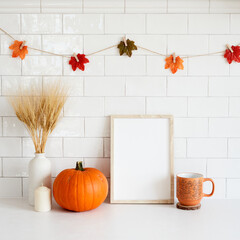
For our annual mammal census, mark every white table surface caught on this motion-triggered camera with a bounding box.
[0,198,239,240]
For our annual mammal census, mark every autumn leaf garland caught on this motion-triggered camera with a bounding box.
[7,35,240,74]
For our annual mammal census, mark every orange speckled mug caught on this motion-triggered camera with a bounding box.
[177,173,215,206]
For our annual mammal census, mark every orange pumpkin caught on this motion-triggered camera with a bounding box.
[53,161,108,212]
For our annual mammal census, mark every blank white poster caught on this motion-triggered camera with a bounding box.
[111,116,173,203]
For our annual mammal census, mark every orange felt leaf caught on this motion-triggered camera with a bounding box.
[9,40,28,60]
[165,55,184,74]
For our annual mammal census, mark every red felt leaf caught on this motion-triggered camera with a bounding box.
[69,54,89,71]
[224,45,240,64]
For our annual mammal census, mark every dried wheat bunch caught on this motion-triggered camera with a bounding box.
[8,81,69,153]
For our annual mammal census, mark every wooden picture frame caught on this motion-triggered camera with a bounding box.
[110,115,174,204]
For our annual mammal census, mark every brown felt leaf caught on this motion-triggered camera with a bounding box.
[117,39,137,57]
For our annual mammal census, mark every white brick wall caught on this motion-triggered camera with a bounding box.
[0,0,240,198]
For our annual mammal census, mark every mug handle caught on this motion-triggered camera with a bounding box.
[203,178,215,197]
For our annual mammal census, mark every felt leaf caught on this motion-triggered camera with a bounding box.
[165,55,184,74]
[9,40,28,60]
[117,39,137,57]
[69,54,89,71]
[224,45,240,64]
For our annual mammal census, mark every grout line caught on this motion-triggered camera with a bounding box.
[83,117,85,137]
[103,13,106,34]
[61,13,64,35]
[41,75,43,94]
[103,96,106,118]
[103,138,105,158]
[40,34,43,56]
[1,158,3,177]
[0,13,239,15]
[227,137,229,158]
[40,0,42,13]
[229,13,231,34]
[166,76,168,96]
[103,55,105,76]
[166,34,168,55]
[145,55,147,76]
[186,137,188,158]
[1,116,2,137]
[145,14,147,34]
[124,76,127,96]
[1,33,238,36]
[62,137,64,157]
[207,77,209,97]
[205,159,207,176]
[144,96,146,114]
[225,178,228,198]
[21,137,23,157]
[20,14,22,35]
[21,177,23,197]
[228,97,230,116]
[83,77,85,97]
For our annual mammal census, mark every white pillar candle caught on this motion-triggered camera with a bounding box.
[34,186,51,212]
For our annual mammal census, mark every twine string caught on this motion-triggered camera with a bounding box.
[137,45,226,59]
[137,45,167,56]
[0,27,235,59]
[86,45,118,56]
[0,28,15,40]
[182,51,225,59]
[27,46,71,58]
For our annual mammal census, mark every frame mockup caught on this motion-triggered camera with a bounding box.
[110,115,174,204]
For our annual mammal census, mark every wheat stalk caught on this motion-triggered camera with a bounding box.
[8,81,69,153]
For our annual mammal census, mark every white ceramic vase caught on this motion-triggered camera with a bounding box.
[28,153,51,206]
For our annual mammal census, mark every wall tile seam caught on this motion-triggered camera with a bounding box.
[4,34,240,38]
[15,13,239,15]
[4,116,240,119]
[185,137,228,139]
[225,178,228,198]
[40,0,42,14]
[229,13,232,34]
[0,53,231,57]
[2,33,239,37]
[20,177,23,197]
[0,13,237,19]
[1,157,109,159]
[1,158,2,176]
[1,117,237,120]
[20,13,22,35]
[1,4,240,15]
[3,136,240,139]
[0,176,23,179]
[1,176,233,180]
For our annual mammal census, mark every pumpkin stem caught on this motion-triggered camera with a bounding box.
[75,161,84,171]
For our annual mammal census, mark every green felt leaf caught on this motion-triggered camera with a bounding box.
[117,39,137,57]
